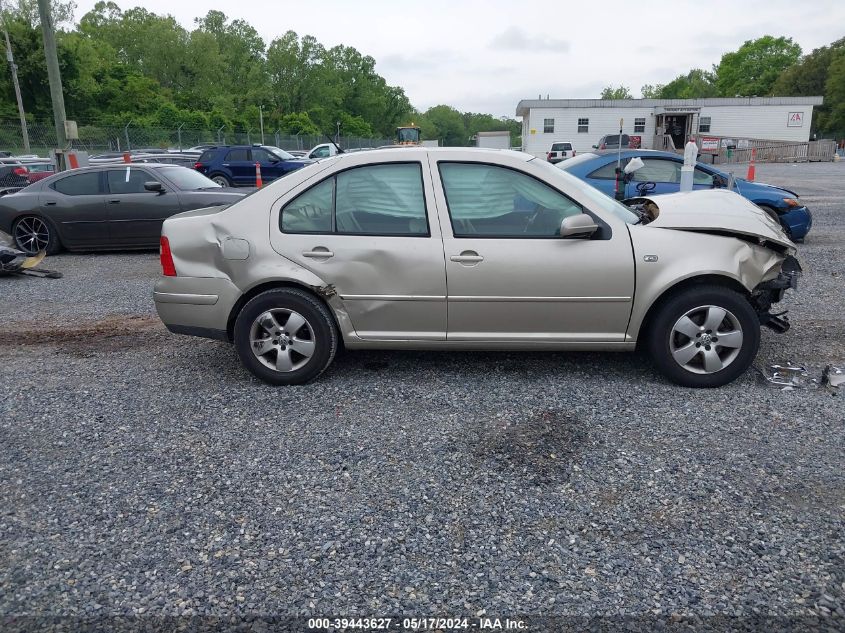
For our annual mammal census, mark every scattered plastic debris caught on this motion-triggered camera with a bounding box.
[822,365,844,389]
[0,230,62,278]
[766,363,812,390]
[761,362,844,392]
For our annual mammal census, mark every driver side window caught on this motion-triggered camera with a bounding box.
[693,167,714,186]
[439,163,582,238]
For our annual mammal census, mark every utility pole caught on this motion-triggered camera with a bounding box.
[37,0,67,157]
[259,105,265,145]
[1,10,30,153]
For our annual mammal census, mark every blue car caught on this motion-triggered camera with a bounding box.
[194,145,314,187]
[558,150,812,240]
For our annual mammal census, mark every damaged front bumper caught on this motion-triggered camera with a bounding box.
[751,255,801,333]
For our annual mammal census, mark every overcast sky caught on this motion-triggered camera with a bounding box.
[73,0,845,118]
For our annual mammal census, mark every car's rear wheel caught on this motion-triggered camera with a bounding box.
[233,288,338,385]
[12,215,61,255]
[211,174,233,187]
[646,285,760,388]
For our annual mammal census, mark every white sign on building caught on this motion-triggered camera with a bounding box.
[787,112,804,127]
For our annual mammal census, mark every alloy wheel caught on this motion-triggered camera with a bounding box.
[13,216,50,255]
[249,309,316,373]
[669,305,744,374]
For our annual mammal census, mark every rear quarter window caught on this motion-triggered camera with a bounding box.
[198,150,216,162]
[52,171,102,195]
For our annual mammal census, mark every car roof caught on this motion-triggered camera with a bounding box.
[592,149,681,159]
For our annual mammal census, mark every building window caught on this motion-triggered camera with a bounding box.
[634,117,646,133]
[543,118,554,133]
[699,116,711,133]
[577,118,589,133]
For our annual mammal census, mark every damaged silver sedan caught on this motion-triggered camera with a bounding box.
[154,148,799,388]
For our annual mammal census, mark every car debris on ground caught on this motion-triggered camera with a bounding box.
[0,230,62,278]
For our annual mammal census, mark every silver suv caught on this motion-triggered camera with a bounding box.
[154,148,799,387]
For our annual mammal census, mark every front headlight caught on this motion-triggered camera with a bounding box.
[782,198,800,207]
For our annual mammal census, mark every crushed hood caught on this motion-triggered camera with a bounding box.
[640,189,795,251]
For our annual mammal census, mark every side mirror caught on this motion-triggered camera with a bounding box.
[144,181,164,194]
[268,155,280,163]
[560,213,598,239]
[712,174,727,188]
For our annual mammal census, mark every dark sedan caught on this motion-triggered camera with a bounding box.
[0,164,247,254]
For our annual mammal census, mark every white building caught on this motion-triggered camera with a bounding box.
[517,97,824,158]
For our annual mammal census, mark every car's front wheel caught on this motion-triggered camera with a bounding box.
[646,285,760,388]
[233,288,338,385]
[12,215,61,255]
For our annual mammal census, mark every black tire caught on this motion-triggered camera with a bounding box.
[646,285,760,388]
[233,288,338,385]
[210,173,233,187]
[12,215,62,255]
[757,204,792,239]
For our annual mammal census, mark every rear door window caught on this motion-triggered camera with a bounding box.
[335,164,428,235]
[281,163,429,236]
[225,149,250,162]
[52,171,102,195]
[588,159,630,180]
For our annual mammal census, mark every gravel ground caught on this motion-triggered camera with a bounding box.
[1,162,843,629]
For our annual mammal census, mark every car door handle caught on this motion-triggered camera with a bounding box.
[44,201,57,206]
[108,199,120,204]
[450,252,484,264]
[302,249,333,258]
[222,163,230,167]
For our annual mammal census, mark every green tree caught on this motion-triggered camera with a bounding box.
[715,35,802,97]
[772,37,845,135]
[821,49,845,136]
[2,0,77,26]
[423,105,467,146]
[659,69,719,99]
[600,85,633,99]
[640,84,664,99]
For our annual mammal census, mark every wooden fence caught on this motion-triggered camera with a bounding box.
[651,134,837,164]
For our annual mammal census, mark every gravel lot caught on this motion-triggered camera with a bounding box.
[1,162,843,629]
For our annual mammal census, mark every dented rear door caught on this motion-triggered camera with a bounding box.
[271,159,447,340]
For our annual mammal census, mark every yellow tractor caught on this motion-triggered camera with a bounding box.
[395,125,421,145]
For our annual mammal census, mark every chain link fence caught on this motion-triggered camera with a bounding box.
[0,121,392,157]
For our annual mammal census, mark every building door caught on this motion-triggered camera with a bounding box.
[666,115,688,148]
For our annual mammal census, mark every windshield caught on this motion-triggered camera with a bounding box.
[532,158,639,224]
[264,146,295,160]
[160,166,221,190]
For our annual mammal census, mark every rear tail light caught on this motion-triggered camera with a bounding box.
[194,162,203,170]
[160,236,177,276]
[547,152,552,160]
[599,144,606,150]
[13,166,28,175]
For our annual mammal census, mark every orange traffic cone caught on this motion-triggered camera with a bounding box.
[746,148,756,182]
[123,151,131,164]
[255,162,263,188]
[67,152,79,169]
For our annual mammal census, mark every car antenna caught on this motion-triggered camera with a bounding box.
[324,133,344,154]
